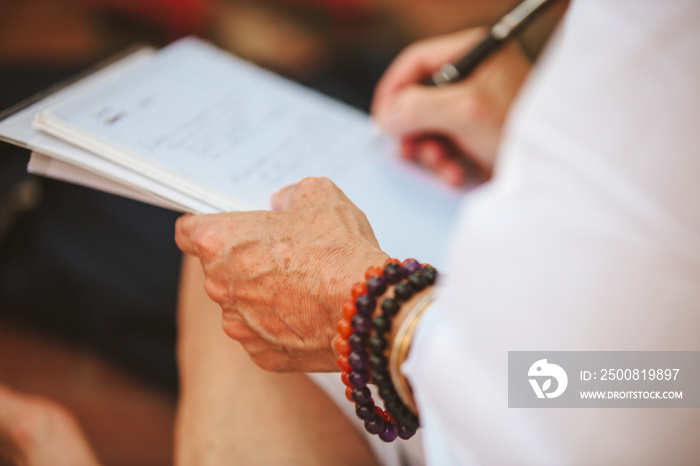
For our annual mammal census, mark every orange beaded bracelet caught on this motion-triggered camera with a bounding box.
[334,258,437,442]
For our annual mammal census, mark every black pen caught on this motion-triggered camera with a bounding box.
[430,0,556,86]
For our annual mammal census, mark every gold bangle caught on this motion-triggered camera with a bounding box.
[389,292,435,415]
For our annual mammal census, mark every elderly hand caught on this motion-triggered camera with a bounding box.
[175,177,389,373]
[372,27,532,184]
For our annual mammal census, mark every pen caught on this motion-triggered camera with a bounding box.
[430,0,556,86]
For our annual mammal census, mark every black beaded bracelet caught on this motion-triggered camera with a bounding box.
[371,262,437,433]
[334,258,437,442]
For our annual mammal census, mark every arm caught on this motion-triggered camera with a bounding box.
[175,254,378,465]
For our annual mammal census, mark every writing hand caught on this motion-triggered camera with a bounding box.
[372,27,531,184]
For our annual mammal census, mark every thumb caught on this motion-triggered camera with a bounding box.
[270,183,297,211]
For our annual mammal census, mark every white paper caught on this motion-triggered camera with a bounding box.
[24,131,219,214]
[20,37,464,266]
[28,152,187,211]
[0,45,224,214]
[0,47,156,145]
[35,38,390,211]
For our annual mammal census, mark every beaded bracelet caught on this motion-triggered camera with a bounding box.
[334,258,437,442]
[371,262,436,433]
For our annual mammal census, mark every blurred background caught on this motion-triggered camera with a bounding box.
[0,0,553,464]
[0,0,515,109]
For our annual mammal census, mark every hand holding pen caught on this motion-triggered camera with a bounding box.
[372,0,559,186]
[372,28,532,185]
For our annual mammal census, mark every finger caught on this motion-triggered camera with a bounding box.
[373,31,483,115]
[381,83,484,142]
[175,213,235,261]
[222,313,256,342]
[400,136,418,160]
[412,138,467,186]
[372,47,439,119]
[270,183,297,211]
[174,213,200,255]
[401,135,459,171]
[285,177,345,211]
[202,274,231,306]
[414,138,447,170]
[371,28,485,119]
[437,158,468,187]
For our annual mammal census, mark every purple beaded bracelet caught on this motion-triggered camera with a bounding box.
[334,259,437,442]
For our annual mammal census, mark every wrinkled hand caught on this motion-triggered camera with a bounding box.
[372,27,532,184]
[0,385,100,466]
[175,177,388,373]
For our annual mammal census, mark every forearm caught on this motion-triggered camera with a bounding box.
[175,254,379,466]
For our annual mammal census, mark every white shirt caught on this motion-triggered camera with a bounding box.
[404,0,700,464]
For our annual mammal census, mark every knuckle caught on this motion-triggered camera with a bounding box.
[203,277,228,304]
[294,177,336,204]
[174,217,191,250]
[221,314,254,342]
[173,214,188,234]
[454,92,491,121]
[194,227,223,260]
[392,90,423,130]
[298,176,331,190]
[251,353,289,373]
[316,176,334,187]
[294,177,316,197]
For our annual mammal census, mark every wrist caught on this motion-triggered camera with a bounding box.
[327,248,389,355]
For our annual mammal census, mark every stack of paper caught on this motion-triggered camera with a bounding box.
[0,37,464,267]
